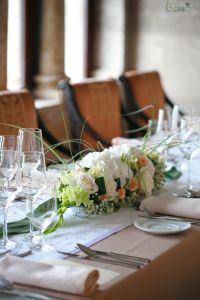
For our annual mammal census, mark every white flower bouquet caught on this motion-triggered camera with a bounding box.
[54,144,165,229]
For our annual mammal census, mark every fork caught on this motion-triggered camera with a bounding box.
[139,211,200,225]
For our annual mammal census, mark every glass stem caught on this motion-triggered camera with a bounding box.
[29,220,33,235]
[38,230,44,247]
[187,156,191,192]
[2,205,8,244]
[29,198,33,235]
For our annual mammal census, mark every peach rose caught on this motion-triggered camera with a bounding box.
[117,187,126,201]
[137,155,148,167]
[99,194,108,201]
[129,177,139,191]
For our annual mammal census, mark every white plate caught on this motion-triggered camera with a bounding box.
[134,217,191,235]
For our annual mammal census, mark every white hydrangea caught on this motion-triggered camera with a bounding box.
[80,151,101,168]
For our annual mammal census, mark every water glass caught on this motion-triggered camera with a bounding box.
[20,152,47,241]
[0,149,20,251]
[175,118,200,197]
[26,191,57,252]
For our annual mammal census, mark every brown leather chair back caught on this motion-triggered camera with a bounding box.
[0,89,38,134]
[0,89,71,163]
[119,70,167,136]
[60,78,123,153]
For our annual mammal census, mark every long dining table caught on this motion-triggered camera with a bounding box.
[3,155,200,300]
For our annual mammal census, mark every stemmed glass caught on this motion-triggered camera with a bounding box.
[18,128,44,153]
[0,135,20,189]
[26,180,57,252]
[174,118,200,197]
[18,128,47,241]
[0,149,20,251]
[19,151,46,241]
[0,135,19,151]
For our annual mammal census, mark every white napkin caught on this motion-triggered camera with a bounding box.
[111,137,142,146]
[140,195,200,219]
[0,255,99,296]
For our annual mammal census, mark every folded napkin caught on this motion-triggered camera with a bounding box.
[111,137,142,146]
[140,195,200,219]
[0,255,99,296]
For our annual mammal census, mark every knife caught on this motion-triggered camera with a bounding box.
[77,243,150,264]
[56,249,141,269]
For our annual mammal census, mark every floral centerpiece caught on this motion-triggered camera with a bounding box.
[52,144,165,230]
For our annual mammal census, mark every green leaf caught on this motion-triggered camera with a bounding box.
[0,218,30,237]
[43,214,63,235]
[95,177,106,195]
[164,166,182,180]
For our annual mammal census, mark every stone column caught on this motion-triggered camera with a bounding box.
[34,0,67,100]
[90,0,126,78]
[0,0,8,90]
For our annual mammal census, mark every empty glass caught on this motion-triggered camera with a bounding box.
[0,149,20,251]
[174,118,200,197]
[0,135,19,151]
[18,128,44,153]
[19,151,46,241]
[26,186,57,252]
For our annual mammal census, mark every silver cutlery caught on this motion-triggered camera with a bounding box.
[77,244,150,268]
[188,189,200,198]
[139,213,200,225]
[0,248,32,258]
[15,249,32,257]
[77,243,150,264]
[0,275,53,300]
[56,249,142,269]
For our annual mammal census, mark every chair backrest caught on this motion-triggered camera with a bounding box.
[119,70,168,136]
[0,89,38,134]
[0,89,71,163]
[59,78,123,153]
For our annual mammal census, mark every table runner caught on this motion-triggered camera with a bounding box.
[11,204,135,260]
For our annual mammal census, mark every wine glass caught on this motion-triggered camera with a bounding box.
[18,128,44,153]
[26,182,57,252]
[0,135,20,189]
[19,151,46,241]
[0,149,20,251]
[0,135,19,151]
[174,118,200,197]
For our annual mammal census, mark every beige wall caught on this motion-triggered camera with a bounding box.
[91,0,200,115]
[133,0,200,115]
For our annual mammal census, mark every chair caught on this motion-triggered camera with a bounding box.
[59,78,123,154]
[119,70,183,137]
[0,89,71,163]
[0,89,38,134]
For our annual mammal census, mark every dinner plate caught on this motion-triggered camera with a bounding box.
[134,217,191,235]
